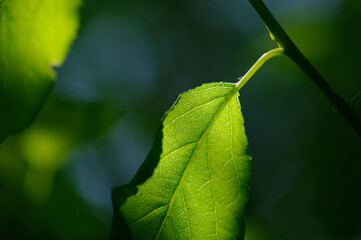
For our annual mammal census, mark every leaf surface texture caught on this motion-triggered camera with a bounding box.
[113,82,251,239]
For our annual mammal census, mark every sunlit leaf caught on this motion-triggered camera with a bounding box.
[112,82,251,239]
[0,0,81,143]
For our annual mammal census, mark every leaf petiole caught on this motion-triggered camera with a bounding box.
[236,48,284,91]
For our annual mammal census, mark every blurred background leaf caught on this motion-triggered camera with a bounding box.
[0,0,360,239]
[0,0,81,142]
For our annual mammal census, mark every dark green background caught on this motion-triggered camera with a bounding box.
[1,0,360,239]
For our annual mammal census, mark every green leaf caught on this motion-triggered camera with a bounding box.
[112,82,251,239]
[17,96,122,203]
[0,0,81,143]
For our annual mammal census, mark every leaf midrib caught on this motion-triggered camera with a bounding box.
[155,85,239,239]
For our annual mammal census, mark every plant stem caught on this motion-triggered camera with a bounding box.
[236,48,284,90]
[248,0,361,137]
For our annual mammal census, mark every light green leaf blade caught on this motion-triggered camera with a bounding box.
[112,82,251,240]
[0,0,81,142]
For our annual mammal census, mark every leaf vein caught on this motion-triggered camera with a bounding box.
[207,134,219,239]
[155,86,239,239]
[169,218,175,240]
[190,85,233,94]
[229,99,241,188]
[180,187,191,240]
[160,142,198,163]
[129,205,168,228]
[163,95,225,130]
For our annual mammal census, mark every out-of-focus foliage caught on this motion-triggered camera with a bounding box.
[0,0,360,239]
[0,95,121,237]
[20,96,121,203]
[0,0,81,142]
